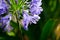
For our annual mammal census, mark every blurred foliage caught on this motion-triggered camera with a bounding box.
[0,0,60,40]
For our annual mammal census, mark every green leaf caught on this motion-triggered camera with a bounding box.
[50,0,57,12]
[7,32,15,36]
[10,0,17,10]
[17,0,24,10]
[40,19,57,40]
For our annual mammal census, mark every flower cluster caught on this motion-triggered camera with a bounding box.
[0,0,13,32]
[0,0,43,31]
[22,0,43,30]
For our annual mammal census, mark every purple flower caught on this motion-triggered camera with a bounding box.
[30,14,40,24]
[0,14,13,32]
[22,0,43,30]
[22,10,30,30]
[31,0,42,6]
[30,5,43,15]
[30,0,43,15]
[3,0,43,31]
[22,10,40,30]
[4,20,13,32]
[0,0,8,15]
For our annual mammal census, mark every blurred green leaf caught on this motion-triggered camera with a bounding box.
[40,19,57,40]
[0,37,5,40]
[7,32,15,36]
[49,0,57,12]
[10,0,17,10]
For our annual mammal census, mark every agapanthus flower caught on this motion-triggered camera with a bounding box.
[22,0,43,30]
[0,0,8,15]
[0,0,12,32]
[30,5,43,15]
[0,14,13,32]
[31,0,42,6]
[3,0,43,30]
[30,0,43,15]
[22,10,40,30]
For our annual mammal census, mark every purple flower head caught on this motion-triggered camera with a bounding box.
[30,0,43,15]
[0,0,8,15]
[31,0,42,6]
[1,14,11,26]
[22,10,30,30]
[30,14,40,24]
[4,20,13,32]
[22,0,43,30]
[0,14,13,32]
[22,10,40,30]
[30,5,43,15]
[4,0,43,31]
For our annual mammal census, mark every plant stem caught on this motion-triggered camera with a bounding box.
[15,12,23,40]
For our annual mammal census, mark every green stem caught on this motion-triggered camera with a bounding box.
[15,12,23,40]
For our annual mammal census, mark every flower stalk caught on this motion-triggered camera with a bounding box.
[15,12,23,40]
